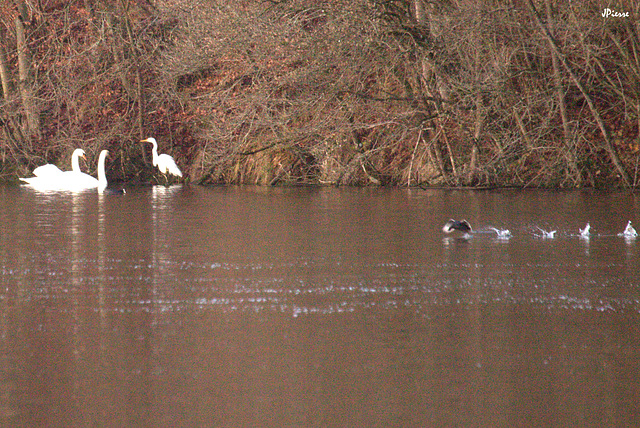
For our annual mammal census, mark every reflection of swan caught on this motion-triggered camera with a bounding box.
[618,221,637,238]
[442,219,473,234]
[579,223,590,238]
[21,150,109,192]
[31,148,86,177]
[141,137,182,178]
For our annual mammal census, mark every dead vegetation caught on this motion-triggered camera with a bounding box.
[0,0,639,187]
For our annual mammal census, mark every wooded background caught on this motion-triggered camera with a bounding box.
[1,0,639,187]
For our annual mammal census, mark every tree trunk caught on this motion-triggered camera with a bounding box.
[414,0,427,24]
[136,67,144,139]
[0,41,13,101]
[545,0,580,185]
[15,13,40,142]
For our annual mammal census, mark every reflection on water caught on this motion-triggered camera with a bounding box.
[1,186,640,426]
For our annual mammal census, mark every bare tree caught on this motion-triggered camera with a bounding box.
[0,40,12,100]
[14,0,39,142]
[0,0,639,187]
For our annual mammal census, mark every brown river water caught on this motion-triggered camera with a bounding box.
[0,185,639,427]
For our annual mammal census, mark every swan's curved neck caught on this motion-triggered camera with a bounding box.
[72,152,82,173]
[97,151,108,190]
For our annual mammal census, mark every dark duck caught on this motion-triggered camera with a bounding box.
[442,219,473,234]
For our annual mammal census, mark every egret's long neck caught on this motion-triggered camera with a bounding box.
[151,143,159,166]
[97,151,108,190]
[72,152,81,173]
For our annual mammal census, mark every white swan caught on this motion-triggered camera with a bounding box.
[21,148,87,187]
[141,137,182,178]
[62,150,109,192]
[31,148,86,178]
[21,150,109,192]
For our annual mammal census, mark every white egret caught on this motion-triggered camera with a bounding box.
[141,137,182,180]
[442,219,473,234]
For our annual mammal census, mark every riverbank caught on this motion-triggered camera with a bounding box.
[1,1,638,188]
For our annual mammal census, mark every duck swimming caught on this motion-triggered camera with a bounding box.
[442,219,473,234]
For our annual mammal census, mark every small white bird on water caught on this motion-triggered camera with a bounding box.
[489,227,512,239]
[536,227,556,239]
[579,223,591,238]
[618,221,637,238]
[141,137,182,180]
